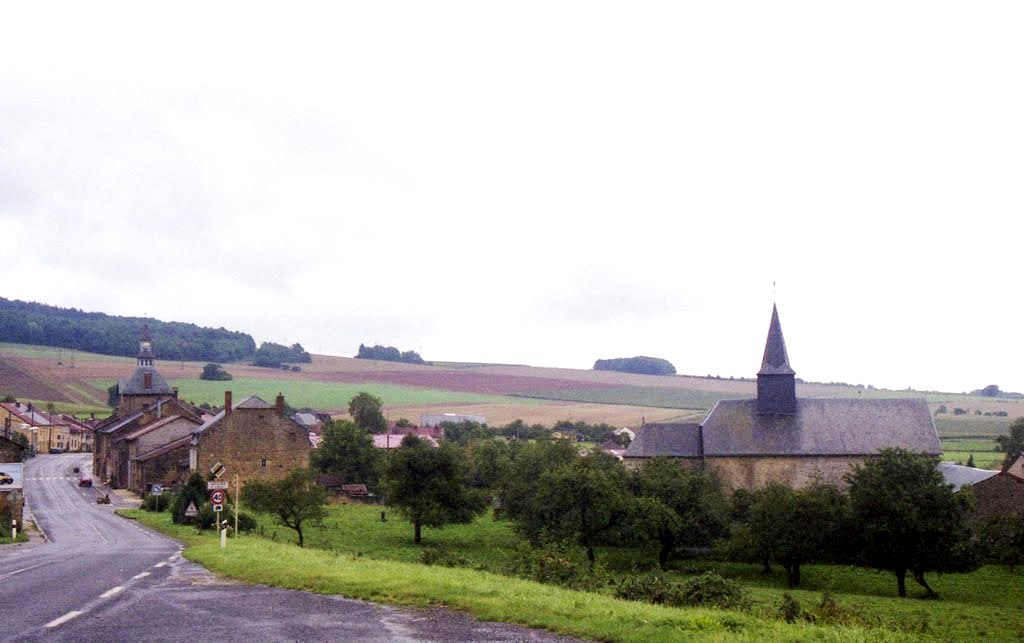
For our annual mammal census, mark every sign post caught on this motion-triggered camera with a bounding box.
[11,519,16,540]
[210,489,226,547]
[152,484,163,513]
[233,474,240,539]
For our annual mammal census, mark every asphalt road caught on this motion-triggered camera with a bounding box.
[1,454,574,641]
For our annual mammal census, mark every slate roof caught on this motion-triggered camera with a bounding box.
[623,423,702,458]
[937,462,999,491]
[116,414,187,443]
[701,397,941,456]
[119,366,174,396]
[135,434,192,462]
[758,304,795,376]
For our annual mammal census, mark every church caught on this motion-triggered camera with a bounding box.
[623,305,941,491]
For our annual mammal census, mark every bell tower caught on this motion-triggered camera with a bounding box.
[138,323,154,367]
[756,304,797,415]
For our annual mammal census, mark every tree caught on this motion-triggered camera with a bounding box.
[505,449,631,565]
[244,469,327,547]
[726,483,850,587]
[442,420,491,445]
[171,473,211,525]
[310,419,383,489]
[385,435,487,544]
[995,417,1024,467]
[107,384,119,408]
[845,448,977,597]
[966,453,976,468]
[348,392,388,434]
[199,363,233,381]
[630,458,729,569]
[593,356,676,376]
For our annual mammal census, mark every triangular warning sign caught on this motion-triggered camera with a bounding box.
[185,501,199,517]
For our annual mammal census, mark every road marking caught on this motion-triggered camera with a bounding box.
[100,586,124,599]
[133,571,150,579]
[0,561,52,581]
[154,561,167,568]
[45,610,84,628]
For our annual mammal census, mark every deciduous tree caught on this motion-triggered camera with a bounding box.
[245,469,327,547]
[385,436,487,544]
[310,419,383,489]
[347,392,388,434]
[845,448,976,597]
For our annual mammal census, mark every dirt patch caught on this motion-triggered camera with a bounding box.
[0,358,71,402]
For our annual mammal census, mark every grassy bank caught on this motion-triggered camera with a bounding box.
[122,510,904,642]
[123,506,1024,641]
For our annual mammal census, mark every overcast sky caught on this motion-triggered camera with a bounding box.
[1,2,1021,394]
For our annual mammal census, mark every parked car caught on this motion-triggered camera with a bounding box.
[78,476,93,487]
[49,448,64,454]
[0,472,13,485]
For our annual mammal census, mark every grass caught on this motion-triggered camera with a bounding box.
[0,531,29,545]
[0,342,130,362]
[18,398,111,417]
[89,377,532,410]
[124,504,1024,641]
[935,414,1015,438]
[121,509,901,642]
[940,437,1004,470]
[513,386,724,410]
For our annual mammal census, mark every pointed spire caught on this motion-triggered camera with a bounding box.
[140,322,152,342]
[758,304,795,376]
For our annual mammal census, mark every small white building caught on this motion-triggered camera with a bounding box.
[420,413,486,428]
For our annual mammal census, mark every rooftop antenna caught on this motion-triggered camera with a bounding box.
[773,281,777,303]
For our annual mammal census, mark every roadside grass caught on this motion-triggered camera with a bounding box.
[0,531,29,545]
[126,504,1024,641]
[121,509,899,642]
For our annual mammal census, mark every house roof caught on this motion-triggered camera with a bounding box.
[1,402,54,426]
[623,423,702,458]
[758,304,795,376]
[937,462,1000,491]
[190,395,283,445]
[293,412,320,426]
[119,366,174,396]
[135,435,192,462]
[116,414,191,443]
[701,397,941,456]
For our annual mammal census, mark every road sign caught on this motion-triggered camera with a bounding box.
[210,462,226,478]
[210,489,226,505]
[213,503,224,512]
[207,481,229,490]
[151,484,163,496]
[184,501,199,517]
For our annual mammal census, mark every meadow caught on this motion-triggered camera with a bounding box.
[124,504,1024,641]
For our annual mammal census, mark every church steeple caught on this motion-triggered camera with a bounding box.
[756,304,797,414]
[138,323,155,368]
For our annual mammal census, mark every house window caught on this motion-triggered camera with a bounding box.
[260,458,268,468]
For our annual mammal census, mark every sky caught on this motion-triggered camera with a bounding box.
[1,2,1021,394]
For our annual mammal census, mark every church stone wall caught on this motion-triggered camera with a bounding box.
[705,455,867,492]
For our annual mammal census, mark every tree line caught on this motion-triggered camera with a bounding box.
[0,297,255,362]
[594,356,676,375]
[306,400,1024,598]
[355,343,426,364]
[252,342,312,368]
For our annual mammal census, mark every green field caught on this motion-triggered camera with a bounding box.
[88,378,533,411]
[514,386,725,410]
[125,504,1024,641]
[0,342,130,362]
[941,437,1005,470]
[935,414,1015,438]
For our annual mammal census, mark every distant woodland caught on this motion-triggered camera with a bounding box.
[253,342,312,368]
[593,355,676,376]
[0,297,256,362]
[355,343,426,364]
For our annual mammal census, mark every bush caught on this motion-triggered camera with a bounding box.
[778,593,801,623]
[678,572,750,610]
[142,493,173,512]
[420,546,468,568]
[614,574,685,605]
[234,512,258,533]
[506,540,606,591]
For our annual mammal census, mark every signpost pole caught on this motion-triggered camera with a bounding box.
[11,519,16,540]
[234,474,239,539]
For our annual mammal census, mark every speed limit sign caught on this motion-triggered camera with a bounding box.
[210,489,226,505]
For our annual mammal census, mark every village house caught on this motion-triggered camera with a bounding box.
[189,391,311,486]
[1,401,91,454]
[0,428,25,530]
[624,304,941,491]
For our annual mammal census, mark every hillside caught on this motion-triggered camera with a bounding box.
[0,297,255,362]
[1,340,1021,466]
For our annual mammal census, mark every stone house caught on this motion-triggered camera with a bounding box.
[189,392,311,488]
[966,453,1024,525]
[624,304,941,491]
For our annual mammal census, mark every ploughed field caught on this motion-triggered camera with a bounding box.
[1,342,1021,456]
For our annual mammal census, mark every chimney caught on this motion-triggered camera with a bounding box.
[156,399,163,419]
[276,393,285,415]
[224,391,233,416]
[172,386,179,399]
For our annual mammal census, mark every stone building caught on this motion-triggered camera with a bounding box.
[624,304,941,491]
[966,453,1024,525]
[189,392,311,487]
